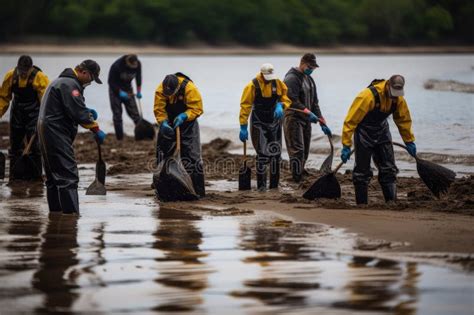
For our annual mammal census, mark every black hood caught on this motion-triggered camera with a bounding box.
[59,68,83,90]
[286,67,304,79]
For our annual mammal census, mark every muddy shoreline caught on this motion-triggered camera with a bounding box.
[1,122,474,257]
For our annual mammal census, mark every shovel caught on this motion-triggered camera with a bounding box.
[303,149,354,200]
[392,142,455,197]
[287,107,334,173]
[86,141,106,195]
[134,98,155,141]
[238,141,251,190]
[11,134,42,179]
[153,127,199,202]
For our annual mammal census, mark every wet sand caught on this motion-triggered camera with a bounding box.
[1,122,473,257]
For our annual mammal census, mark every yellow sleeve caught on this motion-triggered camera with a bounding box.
[184,82,203,121]
[239,82,254,125]
[81,121,99,130]
[0,70,14,118]
[278,80,291,109]
[393,98,415,143]
[342,89,375,147]
[32,71,49,101]
[153,83,169,123]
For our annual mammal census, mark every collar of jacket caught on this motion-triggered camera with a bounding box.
[59,68,84,91]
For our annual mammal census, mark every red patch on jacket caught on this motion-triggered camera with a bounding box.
[71,89,80,97]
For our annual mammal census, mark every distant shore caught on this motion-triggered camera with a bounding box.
[1,43,474,55]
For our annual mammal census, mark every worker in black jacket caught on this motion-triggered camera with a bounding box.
[108,54,142,140]
[38,60,106,214]
[283,53,332,182]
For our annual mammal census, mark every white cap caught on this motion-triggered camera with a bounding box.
[260,63,277,81]
[389,75,405,97]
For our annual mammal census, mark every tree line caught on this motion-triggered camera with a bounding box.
[1,0,472,45]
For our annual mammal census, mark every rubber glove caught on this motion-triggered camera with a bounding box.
[173,113,188,129]
[119,90,129,101]
[136,86,142,99]
[341,145,352,163]
[93,129,106,145]
[321,125,332,137]
[239,124,248,142]
[274,102,284,120]
[160,120,174,136]
[87,108,98,120]
[405,142,417,157]
[308,112,318,123]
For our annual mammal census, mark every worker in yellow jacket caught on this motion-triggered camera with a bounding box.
[239,63,291,191]
[0,55,49,180]
[341,75,416,204]
[153,72,205,198]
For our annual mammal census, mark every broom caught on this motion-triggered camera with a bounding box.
[392,142,456,198]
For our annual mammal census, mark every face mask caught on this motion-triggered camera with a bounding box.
[304,68,313,75]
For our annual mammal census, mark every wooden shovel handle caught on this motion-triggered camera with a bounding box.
[392,141,418,160]
[22,134,36,156]
[288,107,308,115]
[333,149,355,173]
[137,97,143,119]
[176,127,181,154]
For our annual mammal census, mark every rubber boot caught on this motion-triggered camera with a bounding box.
[290,157,302,183]
[381,183,397,202]
[192,172,206,198]
[355,185,368,205]
[269,158,280,189]
[114,122,124,141]
[46,186,62,212]
[59,188,80,214]
[256,160,267,191]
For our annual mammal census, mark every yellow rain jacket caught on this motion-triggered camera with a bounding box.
[0,68,49,117]
[342,80,415,147]
[154,76,203,123]
[239,73,291,125]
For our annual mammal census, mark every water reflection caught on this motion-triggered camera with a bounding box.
[152,207,212,312]
[32,214,79,313]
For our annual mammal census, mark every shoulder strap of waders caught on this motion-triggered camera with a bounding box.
[271,80,277,97]
[252,78,261,98]
[27,66,40,87]
[368,79,384,109]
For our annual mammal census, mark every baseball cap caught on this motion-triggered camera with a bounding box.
[389,75,405,97]
[162,74,179,96]
[260,63,277,81]
[80,59,102,84]
[301,53,319,68]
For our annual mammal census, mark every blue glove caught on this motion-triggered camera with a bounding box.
[94,129,106,145]
[309,112,318,123]
[405,142,417,157]
[160,120,174,136]
[321,125,332,137]
[173,113,188,129]
[274,102,284,120]
[87,108,98,120]
[341,145,352,163]
[136,92,142,99]
[239,124,248,142]
[118,90,129,101]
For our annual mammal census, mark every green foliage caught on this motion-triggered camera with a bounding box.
[0,0,470,44]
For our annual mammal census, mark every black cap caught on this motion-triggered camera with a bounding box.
[79,59,102,84]
[17,55,33,73]
[301,53,319,68]
[162,74,179,96]
[125,54,139,69]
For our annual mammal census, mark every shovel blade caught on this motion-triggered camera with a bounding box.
[134,119,155,141]
[319,154,333,174]
[238,165,251,190]
[86,179,106,195]
[0,152,5,180]
[153,157,198,202]
[303,172,341,200]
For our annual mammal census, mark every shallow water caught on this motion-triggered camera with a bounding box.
[0,179,473,314]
